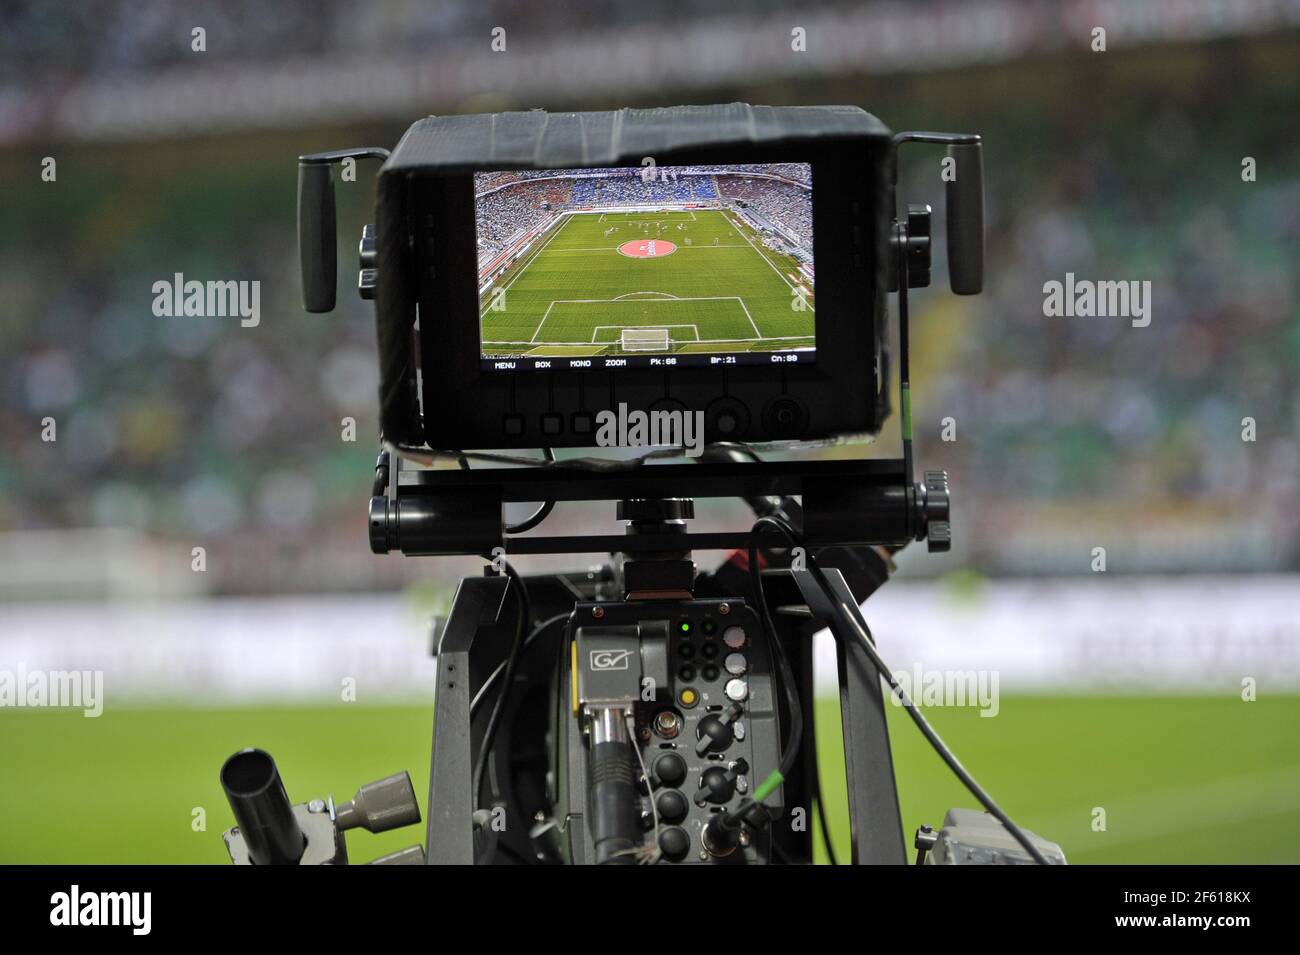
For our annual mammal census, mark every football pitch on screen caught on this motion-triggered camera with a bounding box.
[480,210,814,358]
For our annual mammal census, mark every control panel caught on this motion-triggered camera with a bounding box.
[559,598,782,864]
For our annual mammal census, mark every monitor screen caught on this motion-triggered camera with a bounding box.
[474,162,815,371]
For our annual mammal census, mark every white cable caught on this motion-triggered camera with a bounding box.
[625,713,662,864]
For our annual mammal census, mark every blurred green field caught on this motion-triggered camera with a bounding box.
[1,696,1296,864]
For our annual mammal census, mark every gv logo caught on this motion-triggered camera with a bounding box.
[590,649,634,671]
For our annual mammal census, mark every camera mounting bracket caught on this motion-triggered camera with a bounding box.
[368,454,949,558]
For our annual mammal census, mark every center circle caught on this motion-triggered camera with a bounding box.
[618,239,678,259]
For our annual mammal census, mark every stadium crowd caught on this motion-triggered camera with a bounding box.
[717,176,813,251]
[4,1,873,88]
[475,167,810,264]
[3,27,1297,588]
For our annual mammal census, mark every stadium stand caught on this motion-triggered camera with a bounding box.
[1,7,1297,590]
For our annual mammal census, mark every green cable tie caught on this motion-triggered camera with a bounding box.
[901,383,913,442]
[753,769,785,803]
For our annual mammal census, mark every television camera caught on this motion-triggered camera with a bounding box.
[219,104,1064,865]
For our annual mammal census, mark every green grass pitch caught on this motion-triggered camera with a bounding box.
[3,696,1297,863]
[480,210,814,358]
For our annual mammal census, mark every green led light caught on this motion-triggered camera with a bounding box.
[679,622,692,634]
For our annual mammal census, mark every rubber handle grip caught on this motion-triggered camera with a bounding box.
[298,161,337,312]
[945,142,984,295]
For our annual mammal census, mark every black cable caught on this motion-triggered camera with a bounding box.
[748,514,839,863]
[803,554,1052,866]
[504,447,556,534]
[742,515,1050,865]
[471,561,530,825]
[746,520,803,780]
[470,612,570,716]
[812,761,839,866]
[471,609,565,868]
[462,448,555,535]
[377,443,555,532]
[505,499,554,534]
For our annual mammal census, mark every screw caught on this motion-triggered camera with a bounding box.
[308,799,326,813]
[592,606,605,619]
[718,603,730,615]
[739,829,751,847]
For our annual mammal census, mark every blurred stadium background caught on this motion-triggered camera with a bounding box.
[1,0,1298,863]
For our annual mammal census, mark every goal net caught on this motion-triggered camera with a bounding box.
[620,327,671,352]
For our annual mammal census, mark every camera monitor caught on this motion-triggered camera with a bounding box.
[474,162,815,372]
[346,105,895,450]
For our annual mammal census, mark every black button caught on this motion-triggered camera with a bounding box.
[700,642,719,659]
[658,826,691,861]
[653,752,688,788]
[571,411,594,435]
[503,414,524,436]
[677,664,696,682]
[702,664,720,682]
[656,789,689,825]
[697,765,735,804]
[541,413,562,436]
[678,642,695,660]
[706,397,750,441]
[763,397,805,438]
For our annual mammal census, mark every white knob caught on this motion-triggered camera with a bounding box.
[722,626,747,649]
